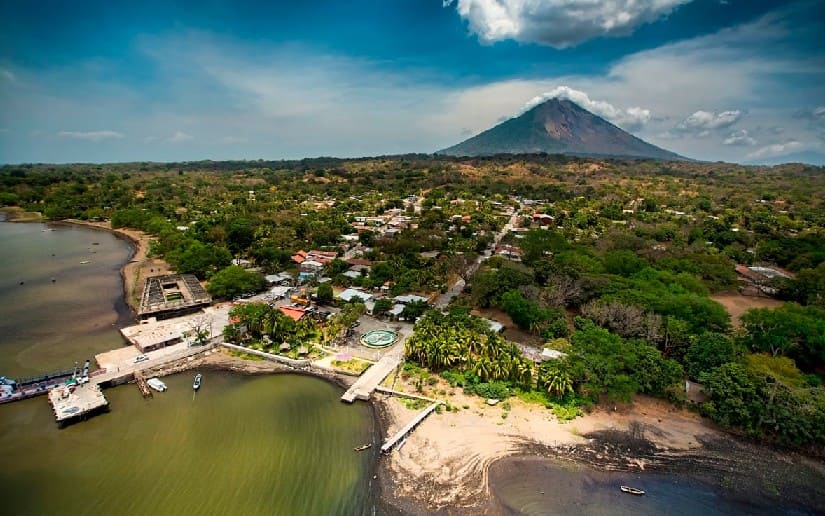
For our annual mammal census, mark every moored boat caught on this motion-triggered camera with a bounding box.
[620,485,645,495]
[354,443,372,452]
[193,373,202,391]
[147,377,167,392]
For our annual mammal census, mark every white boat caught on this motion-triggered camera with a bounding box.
[620,485,645,496]
[147,378,167,392]
[193,373,202,391]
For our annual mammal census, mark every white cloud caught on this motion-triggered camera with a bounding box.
[58,130,125,141]
[723,129,756,146]
[518,86,652,130]
[168,131,194,143]
[446,0,692,47]
[813,106,825,119]
[747,140,802,159]
[676,110,742,132]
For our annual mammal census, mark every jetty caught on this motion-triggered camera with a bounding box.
[48,383,108,425]
[133,370,152,398]
[380,396,443,453]
[341,351,402,403]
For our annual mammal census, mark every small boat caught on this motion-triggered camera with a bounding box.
[620,486,645,496]
[354,443,372,452]
[80,260,90,264]
[193,373,202,391]
[147,378,167,392]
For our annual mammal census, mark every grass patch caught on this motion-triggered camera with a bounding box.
[331,358,371,375]
[402,398,429,410]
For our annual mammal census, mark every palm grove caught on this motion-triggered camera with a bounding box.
[1,155,823,452]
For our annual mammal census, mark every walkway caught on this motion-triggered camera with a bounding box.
[341,348,403,403]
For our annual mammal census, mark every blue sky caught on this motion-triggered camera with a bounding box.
[0,0,822,164]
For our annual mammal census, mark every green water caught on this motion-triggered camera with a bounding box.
[0,221,377,515]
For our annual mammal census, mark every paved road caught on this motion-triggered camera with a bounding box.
[434,203,523,309]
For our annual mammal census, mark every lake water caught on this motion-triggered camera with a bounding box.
[0,220,377,515]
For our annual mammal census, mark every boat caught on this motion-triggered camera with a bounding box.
[354,443,372,452]
[620,486,645,496]
[193,373,202,391]
[146,377,167,392]
[79,260,90,264]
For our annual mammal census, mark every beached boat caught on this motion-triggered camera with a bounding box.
[147,378,167,392]
[193,373,202,391]
[620,486,645,495]
[354,443,372,452]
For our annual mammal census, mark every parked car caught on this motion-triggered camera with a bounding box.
[133,354,149,364]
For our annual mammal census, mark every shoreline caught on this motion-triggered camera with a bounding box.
[373,373,825,514]
[6,214,823,513]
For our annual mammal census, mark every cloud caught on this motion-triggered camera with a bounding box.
[58,130,125,141]
[446,0,692,47]
[747,140,802,159]
[167,131,193,143]
[814,106,825,119]
[722,129,756,146]
[518,86,651,130]
[676,110,742,132]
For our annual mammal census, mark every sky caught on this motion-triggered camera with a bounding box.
[0,0,823,165]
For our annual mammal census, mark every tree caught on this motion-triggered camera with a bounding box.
[684,332,737,380]
[226,217,255,254]
[401,300,429,321]
[316,282,333,304]
[373,298,394,317]
[207,265,267,299]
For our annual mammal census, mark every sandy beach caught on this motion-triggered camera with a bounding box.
[375,373,825,514]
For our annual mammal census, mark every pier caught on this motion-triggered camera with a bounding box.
[48,383,108,425]
[380,398,443,453]
[341,350,402,403]
[133,370,152,398]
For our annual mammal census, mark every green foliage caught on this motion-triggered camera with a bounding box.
[740,304,825,372]
[499,289,548,331]
[567,321,682,402]
[465,382,510,399]
[207,266,267,300]
[167,240,232,279]
[685,332,737,380]
[372,297,394,316]
[604,250,648,277]
[401,299,429,321]
[316,282,333,304]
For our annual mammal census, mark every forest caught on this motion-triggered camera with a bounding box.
[1,154,823,452]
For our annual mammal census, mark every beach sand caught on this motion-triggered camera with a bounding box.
[377,374,720,512]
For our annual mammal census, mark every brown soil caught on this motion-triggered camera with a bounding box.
[711,293,784,326]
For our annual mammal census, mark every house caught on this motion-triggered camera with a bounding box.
[291,250,337,265]
[394,294,429,305]
[265,272,293,286]
[495,245,523,261]
[278,305,307,322]
[735,264,792,296]
[532,213,555,226]
[266,286,293,300]
[337,288,373,303]
[387,303,406,320]
[342,270,361,279]
[232,258,253,268]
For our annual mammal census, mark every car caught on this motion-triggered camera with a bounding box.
[133,354,149,364]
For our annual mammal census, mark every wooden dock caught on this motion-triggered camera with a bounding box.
[380,400,442,453]
[47,383,108,424]
[133,370,152,398]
